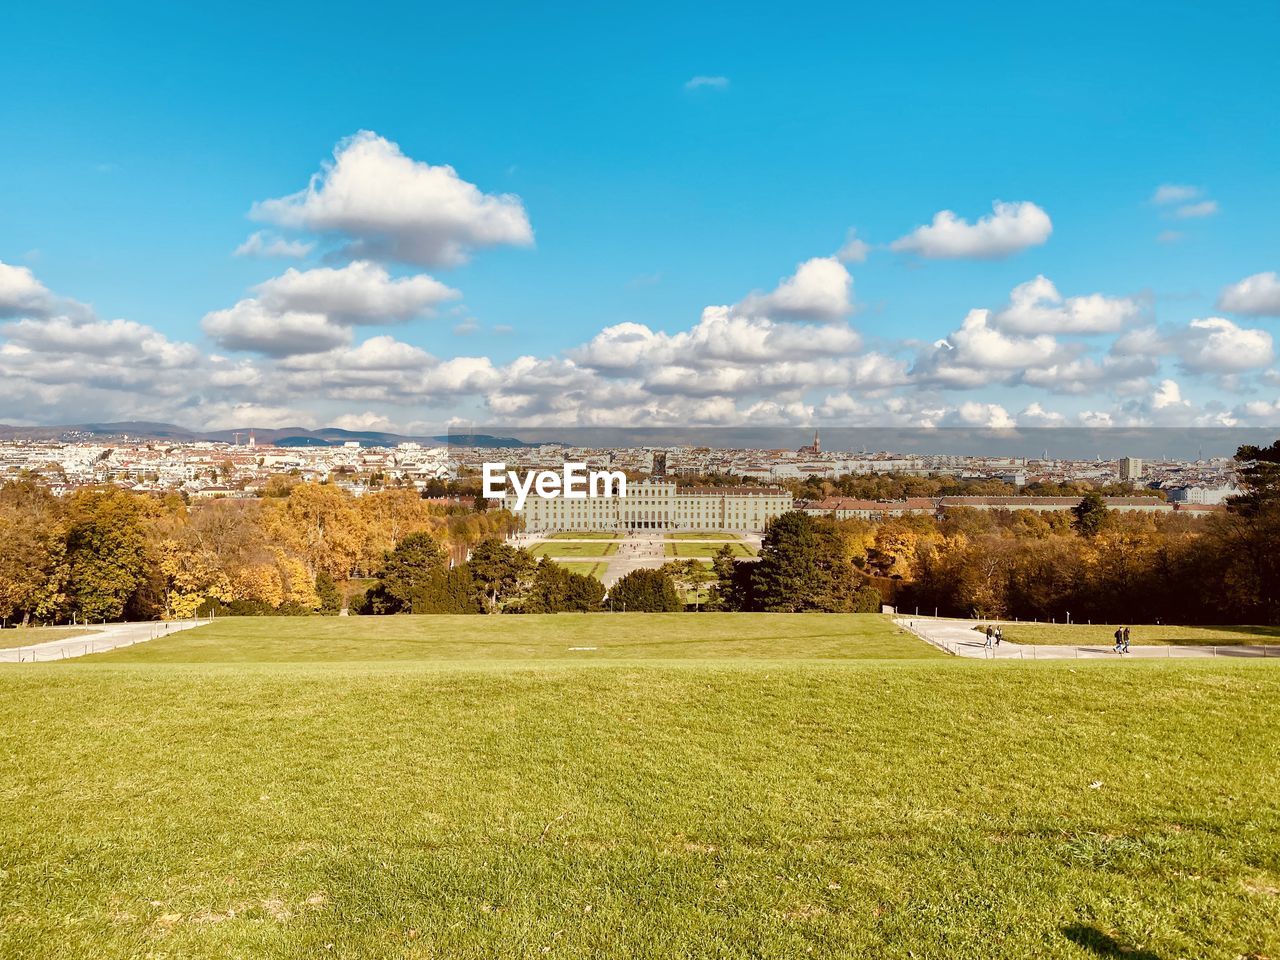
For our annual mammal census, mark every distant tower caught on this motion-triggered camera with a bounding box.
[652,451,667,478]
[1119,456,1143,482]
[248,431,256,449]
[812,429,820,455]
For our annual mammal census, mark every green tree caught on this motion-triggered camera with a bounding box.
[1073,492,1109,538]
[315,570,343,615]
[467,538,536,611]
[751,511,857,612]
[373,531,448,613]
[608,568,681,612]
[520,560,604,613]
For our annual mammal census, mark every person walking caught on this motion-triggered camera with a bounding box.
[994,625,1003,647]
[984,624,994,652]
[1114,627,1124,654]
[1122,626,1131,654]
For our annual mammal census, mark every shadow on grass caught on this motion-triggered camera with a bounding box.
[1062,925,1163,959]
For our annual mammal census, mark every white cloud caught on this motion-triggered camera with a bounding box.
[233,231,315,259]
[914,308,1066,387]
[1177,317,1274,374]
[835,229,870,264]
[684,75,729,90]
[991,275,1140,335]
[0,261,56,317]
[1017,402,1066,427]
[330,412,400,432]
[1217,271,1280,316]
[250,130,533,267]
[942,401,1016,429]
[1156,230,1185,244]
[1111,326,1168,357]
[890,200,1052,259]
[201,299,350,356]
[3,316,199,368]
[733,257,854,321]
[1173,200,1219,219]
[1151,184,1201,205]
[254,260,460,323]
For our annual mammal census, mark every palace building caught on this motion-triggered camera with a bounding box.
[511,480,793,533]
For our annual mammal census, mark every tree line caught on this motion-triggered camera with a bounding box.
[0,483,513,624]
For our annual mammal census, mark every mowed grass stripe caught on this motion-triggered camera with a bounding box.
[664,542,755,558]
[529,541,619,558]
[82,613,928,664]
[999,622,1280,647]
[1,656,1278,958]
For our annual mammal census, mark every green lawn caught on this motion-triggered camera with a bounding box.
[553,561,608,580]
[546,532,621,540]
[85,613,925,664]
[665,541,755,558]
[0,626,98,649]
[1,617,1278,959]
[529,541,619,558]
[665,531,742,540]
[996,622,1280,647]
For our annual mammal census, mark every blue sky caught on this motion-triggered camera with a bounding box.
[2,0,1278,432]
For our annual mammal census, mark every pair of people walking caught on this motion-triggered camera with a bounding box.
[1113,626,1131,654]
[984,623,1003,651]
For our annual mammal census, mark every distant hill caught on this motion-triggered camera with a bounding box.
[0,422,548,448]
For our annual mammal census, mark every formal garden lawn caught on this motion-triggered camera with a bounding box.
[665,541,755,558]
[551,561,608,580]
[665,531,742,540]
[0,625,98,649]
[1,615,1277,959]
[547,532,622,540]
[995,622,1280,647]
[528,541,619,558]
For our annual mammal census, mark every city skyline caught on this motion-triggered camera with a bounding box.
[2,1,1279,432]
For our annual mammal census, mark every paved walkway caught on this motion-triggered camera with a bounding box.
[0,619,210,663]
[896,617,1277,660]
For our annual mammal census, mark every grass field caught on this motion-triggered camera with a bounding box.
[2,616,1278,959]
[529,541,619,558]
[547,532,621,540]
[552,561,608,580]
[665,541,755,558]
[665,531,742,540]
[995,622,1280,647]
[0,626,97,649]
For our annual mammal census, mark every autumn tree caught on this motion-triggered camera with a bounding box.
[0,481,67,625]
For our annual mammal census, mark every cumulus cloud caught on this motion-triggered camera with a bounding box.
[201,299,351,356]
[991,275,1141,335]
[684,75,729,90]
[233,231,315,259]
[1217,271,1280,316]
[914,309,1067,387]
[733,257,854,321]
[835,229,870,264]
[890,201,1052,259]
[250,130,533,267]
[3,316,199,368]
[0,261,55,317]
[1177,317,1274,374]
[254,261,460,323]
